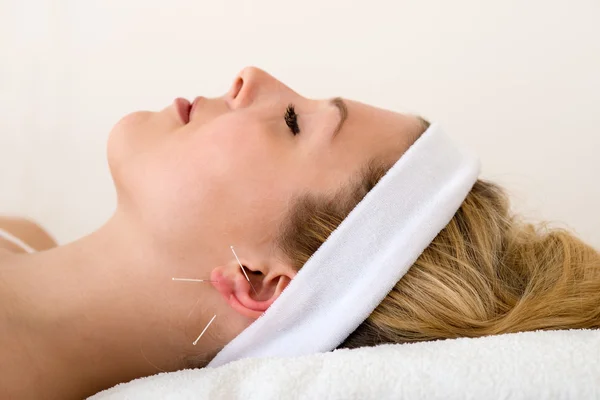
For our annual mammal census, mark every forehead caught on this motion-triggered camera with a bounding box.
[334,99,421,166]
[299,99,422,197]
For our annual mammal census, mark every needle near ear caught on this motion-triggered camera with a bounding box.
[171,246,257,346]
[171,277,218,345]
[230,245,259,297]
[193,315,217,346]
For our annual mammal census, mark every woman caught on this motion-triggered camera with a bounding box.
[1,67,598,399]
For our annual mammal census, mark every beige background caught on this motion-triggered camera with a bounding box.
[1,0,598,247]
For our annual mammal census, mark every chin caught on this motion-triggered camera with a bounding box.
[109,111,152,139]
[106,111,148,190]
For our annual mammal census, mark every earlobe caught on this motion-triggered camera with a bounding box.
[211,262,294,320]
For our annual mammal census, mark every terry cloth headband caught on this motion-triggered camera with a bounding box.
[208,123,481,367]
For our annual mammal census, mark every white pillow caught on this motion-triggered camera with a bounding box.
[91,329,600,400]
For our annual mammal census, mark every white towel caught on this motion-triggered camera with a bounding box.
[90,329,600,399]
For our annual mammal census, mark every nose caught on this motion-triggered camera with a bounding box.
[226,66,282,109]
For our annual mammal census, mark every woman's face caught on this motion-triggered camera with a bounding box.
[107,66,422,280]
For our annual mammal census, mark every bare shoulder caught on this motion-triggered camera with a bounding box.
[0,216,57,253]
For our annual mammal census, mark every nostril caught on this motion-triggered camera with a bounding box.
[230,77,243,100]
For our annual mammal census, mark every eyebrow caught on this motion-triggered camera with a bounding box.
[330,97,348,139]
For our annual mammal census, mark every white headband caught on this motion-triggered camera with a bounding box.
[208,123,480,368]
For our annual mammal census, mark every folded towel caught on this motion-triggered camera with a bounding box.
[90,329,600,399]
[91,330,600,400]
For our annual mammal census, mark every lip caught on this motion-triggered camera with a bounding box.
[174,97,192,124]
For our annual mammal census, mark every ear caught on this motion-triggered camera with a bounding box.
[210,256,296,319]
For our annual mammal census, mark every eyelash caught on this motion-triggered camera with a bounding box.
[284,104,300,135]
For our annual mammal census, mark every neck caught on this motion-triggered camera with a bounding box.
[0,212,221,399]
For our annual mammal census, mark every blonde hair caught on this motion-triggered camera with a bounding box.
[276,132,600,349]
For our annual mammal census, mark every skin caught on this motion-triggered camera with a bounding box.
[0,67,422,399]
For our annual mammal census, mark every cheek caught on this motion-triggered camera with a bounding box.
[111,112,296,253]
[129,152,289,256]
[149,122,291,244]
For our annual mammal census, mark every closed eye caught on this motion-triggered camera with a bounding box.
[284,104,300,135]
